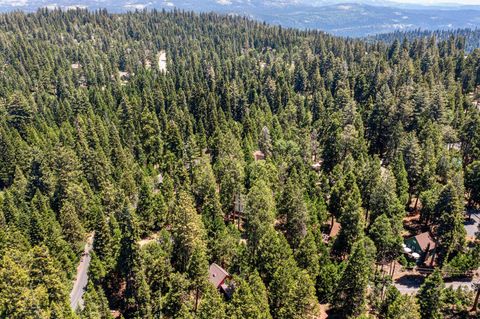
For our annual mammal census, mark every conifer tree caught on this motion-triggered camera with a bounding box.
[227,276,263,319]
[434,183,466,265]
[58,200,85,248]
[278,176,308,250]
[294,231,319,280]
[245,180,276,255]
[197,284,226,319]
[117,206,152,318]
[369,214,402,264]
[269,257,318,319]
[417,270,444,319]
[466,160,480,206]
[171,191,208,274]
[381,286,420,319]
[334,172,365,256]
[393,153,410,207]
[136,178,155,236]
[334,238,375,318]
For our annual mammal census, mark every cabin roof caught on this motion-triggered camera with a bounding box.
[414,232,436,252]
[208,263,229,288]
[406,232,436,253]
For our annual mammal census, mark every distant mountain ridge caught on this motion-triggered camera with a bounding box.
[1,0,480,37]
[370,28,480,52]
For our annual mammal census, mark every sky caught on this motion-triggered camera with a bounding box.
[1,0,480,8]
[392,0,480,4]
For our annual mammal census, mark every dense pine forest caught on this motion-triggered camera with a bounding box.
[373,28,480,53]
[1,8,480,319]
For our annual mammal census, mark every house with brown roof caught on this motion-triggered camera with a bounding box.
[208,263,233,297]
[209,263,230,288]
[404,232,436,266]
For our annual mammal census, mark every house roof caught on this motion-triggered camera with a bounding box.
[156,173,163,184]
[208,263,229,288]
[253,150,265,161]
[329,220,341,238]
[413,232,436,252]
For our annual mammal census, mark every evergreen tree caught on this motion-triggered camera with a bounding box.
[466,160,480,206]
[245,180,276,256]
[197,284,226,319]
[334,238,375,318]
[136,178,155,236]
[393,153,410,207]
[294,231,319,280]
[434,183,466,265]
[381,286,420,319]
[333,172,365,256]
[403,134,423,204]
[58,201,85,249]
[269,257,318,319]
[171,191,208,274]
[117,206,152,318]
[227,276,264,319]
[369,214,402,264]
[417,270,444,319]
[278,176,308,250]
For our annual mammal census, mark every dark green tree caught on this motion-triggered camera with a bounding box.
[417,270,444,319]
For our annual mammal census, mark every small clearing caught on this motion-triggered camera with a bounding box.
[139,232,160,247]
[158,50,167,73]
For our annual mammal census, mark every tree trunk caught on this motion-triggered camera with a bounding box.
[194,287,199,312]
[408,193,412,211]
[380,265,387,301]
[365,209,369,227]
[471,286,480,312]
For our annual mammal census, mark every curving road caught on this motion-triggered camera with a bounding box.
[70,233,95,311]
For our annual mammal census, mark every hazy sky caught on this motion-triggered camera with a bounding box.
[393,0,480,4]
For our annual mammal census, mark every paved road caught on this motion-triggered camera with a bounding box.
[70,233,94,311]
[394,274,475,295]
[465,210,480,239]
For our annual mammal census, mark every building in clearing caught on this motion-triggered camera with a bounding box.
[209,263,229,288]
[158,50,167,73]
[253,150,265,161]
[208,263,233,297]
[404,232,436,266]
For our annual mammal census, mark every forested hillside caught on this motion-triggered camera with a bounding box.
[373,28,480,53]
[1,9,480,319]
